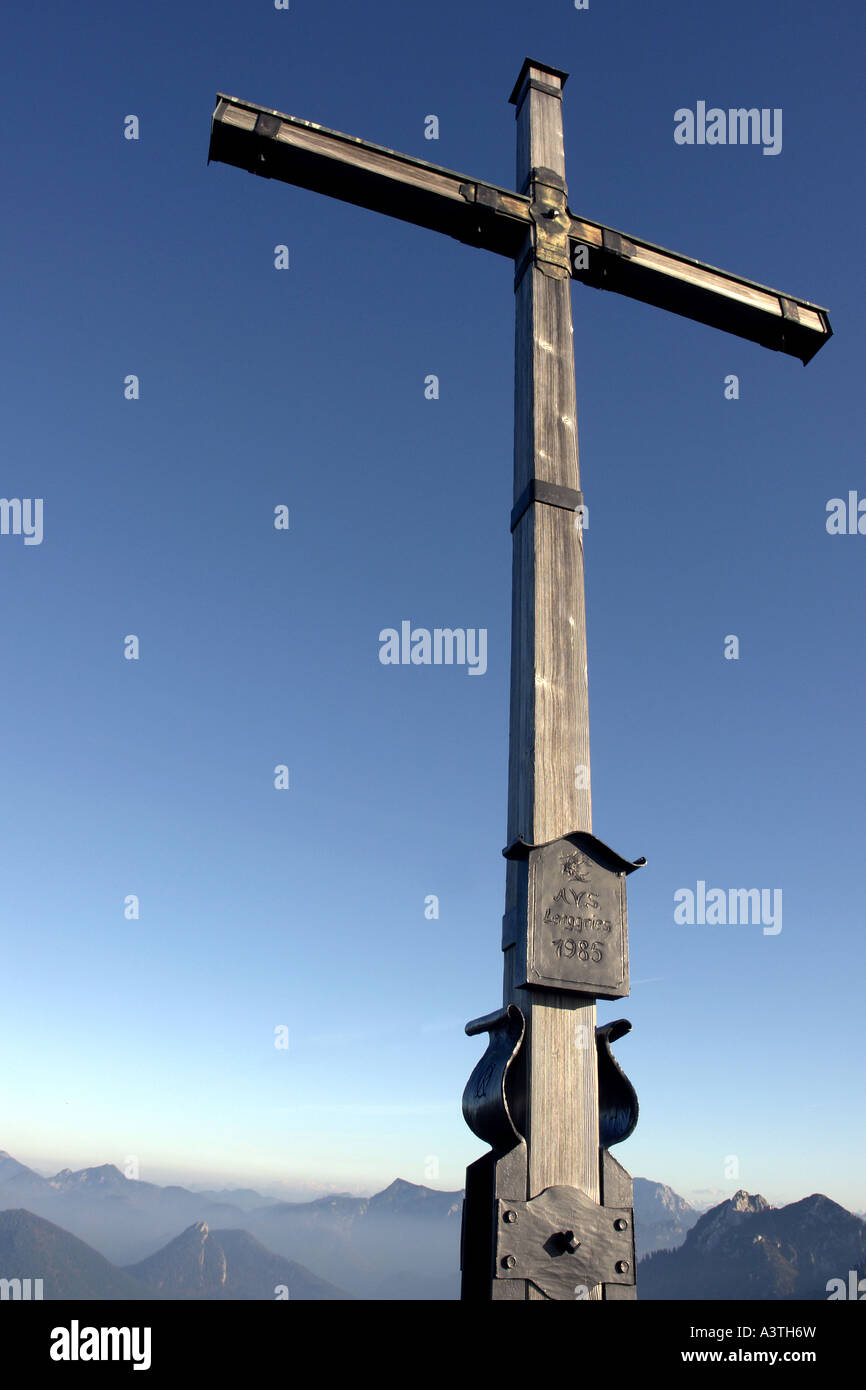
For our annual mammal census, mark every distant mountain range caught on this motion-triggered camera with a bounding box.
[0,1152,462,1298]
[639,1189,866,1300]
[0,1209,348,1300]
[232,1178,462,1298]
[0,1151,259,1263]
[2,1151,862,1300]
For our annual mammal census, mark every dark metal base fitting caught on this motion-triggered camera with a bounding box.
[460,1005,638,1300]
[495,1182,634,1300]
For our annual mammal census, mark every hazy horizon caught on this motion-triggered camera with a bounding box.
[6,1143,860,1218]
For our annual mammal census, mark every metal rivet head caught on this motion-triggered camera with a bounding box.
[614,1218,628,1231]
[503,1254,517,1270]
[615,1260,629,1274]
[504,1209,518,1224]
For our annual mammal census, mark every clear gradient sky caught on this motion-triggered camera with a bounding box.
[1,0,862,1210]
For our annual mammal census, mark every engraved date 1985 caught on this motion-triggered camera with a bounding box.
[552,938,602,963]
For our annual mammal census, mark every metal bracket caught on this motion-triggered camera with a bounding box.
[495,1186,635,1300]
[528,166,568,196]
[515,167,572,287]
[255,113,281,138]
[463,1005,526,1155]
[250,113,283,177]
[597,1019,639,1149]
[509,66,569,116]
[602,228,636,259]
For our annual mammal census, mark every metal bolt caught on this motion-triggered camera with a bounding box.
[614,1218,628,1231]
[615,1260,629,1274]
[504,1209,518,1224]
[503,1255,517,1270]
[562,1230,580,1253]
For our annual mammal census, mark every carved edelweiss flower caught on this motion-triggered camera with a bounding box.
[561,852,589,881]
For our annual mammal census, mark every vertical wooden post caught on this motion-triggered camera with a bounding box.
[503,59,599,1301]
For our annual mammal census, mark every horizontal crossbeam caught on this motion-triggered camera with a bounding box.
[568,219,830,364]
[208,95,832,363]
[208,95,530,258]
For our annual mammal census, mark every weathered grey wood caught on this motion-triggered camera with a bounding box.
[209,94,831,363]
[504,60,600,1301]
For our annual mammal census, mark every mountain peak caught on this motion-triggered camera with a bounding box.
[368,1179,462,1220]
[125,1222,350,1299]
[687,1191,772,1253]
[0,1151,40,1178]
[126,1219,226,1291]
[730,1189,770,1213]
[50,1163,128,1191]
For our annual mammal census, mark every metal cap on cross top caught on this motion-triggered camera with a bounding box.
[508,57,570,109]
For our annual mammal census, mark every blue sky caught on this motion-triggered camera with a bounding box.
[1,0,862,1210]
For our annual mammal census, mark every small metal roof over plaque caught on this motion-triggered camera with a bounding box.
[504,832,645,999]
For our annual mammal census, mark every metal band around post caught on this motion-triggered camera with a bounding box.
[510,479,583,532]
[507,60,569,116]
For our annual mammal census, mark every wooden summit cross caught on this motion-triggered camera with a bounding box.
[208,58,831,1302]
